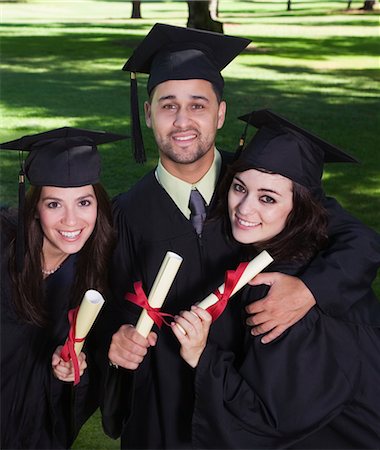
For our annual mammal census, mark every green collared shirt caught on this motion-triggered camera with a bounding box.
[155,149,222,219]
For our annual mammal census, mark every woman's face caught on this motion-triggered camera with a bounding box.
[228,169,293,245]
[37,185,98,260]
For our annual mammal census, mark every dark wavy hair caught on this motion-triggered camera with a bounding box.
[8,184,115,326]
[214,160,329,264]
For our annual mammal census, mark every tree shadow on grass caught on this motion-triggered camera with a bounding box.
[1,28,379,230]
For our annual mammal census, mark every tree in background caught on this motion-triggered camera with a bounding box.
[131,1,141,18]
[287,0,292,11]
[187,0,223,32]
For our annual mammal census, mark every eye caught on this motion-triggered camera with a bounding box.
[191,103,205,110]
[162,103,177,110]
[232,182,246,194]
[79,199,92,207]
[47,201,60,209]
[260,195,275,204]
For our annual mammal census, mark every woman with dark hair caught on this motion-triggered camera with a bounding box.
[171,110,380,449]
[0,128,126,449]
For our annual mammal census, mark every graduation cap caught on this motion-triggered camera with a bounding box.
[237,109,359,191]
[0,126,128,272]
[122,23,251,163]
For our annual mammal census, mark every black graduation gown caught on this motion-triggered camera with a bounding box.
[103,155,241,449]
[102,154,380,449]
[193,262,380,449]
[0,218,99,449]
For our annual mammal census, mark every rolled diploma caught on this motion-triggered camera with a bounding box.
[135,251,183,338]
[73,289,105,355]
[197,250,274,310]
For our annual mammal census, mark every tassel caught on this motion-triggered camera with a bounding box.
[16,163,26,273]
[233,113,252,161]
[130,72,146,163]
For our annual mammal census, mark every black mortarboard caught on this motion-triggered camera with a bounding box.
[122,23,251,163]
[237,109,358,191]
[0,126,128,271]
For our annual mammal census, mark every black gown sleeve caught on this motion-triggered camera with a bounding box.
[192,307,361,449]
[300,196,380,315]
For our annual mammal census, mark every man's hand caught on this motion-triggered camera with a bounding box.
[246,272,316,344]
[108,324,157,370]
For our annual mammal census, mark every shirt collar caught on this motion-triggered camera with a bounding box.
[155,149,222,219]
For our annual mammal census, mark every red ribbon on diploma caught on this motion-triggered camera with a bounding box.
[206,261,249,322]
[60,307,85,386]
[125,281,175,328]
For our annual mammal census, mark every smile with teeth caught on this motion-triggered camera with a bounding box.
[59,230,82,239]
[173,134,197,141]
[236,216,261,228]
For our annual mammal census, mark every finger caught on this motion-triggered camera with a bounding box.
[171,321,187,342]
[191,306,212,324]
[251,321,276,336]
[174,315,196,336]
[245,299,265,315]
[261,325,287,344]
[245,312,270,327]
[147,331,158,347]
[247,272,276,286]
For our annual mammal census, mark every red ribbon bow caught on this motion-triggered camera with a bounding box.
[60,306,85,386]
[206,261,249,322]
[125,281,174,329]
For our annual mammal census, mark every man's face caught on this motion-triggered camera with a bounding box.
[144,79,226,169]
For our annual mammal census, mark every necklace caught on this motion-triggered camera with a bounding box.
[42,264,62,276]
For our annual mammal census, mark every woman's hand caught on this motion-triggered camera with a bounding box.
[51,345,87,382]
[171,305,212,368]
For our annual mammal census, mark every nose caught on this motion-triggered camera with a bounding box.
[173,108,192,128]
[61,206,78,227]
[237,195,257,217]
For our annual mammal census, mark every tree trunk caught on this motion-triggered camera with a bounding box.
[187,1,223,33]
[131,1,142,19]
[209,0,219,19]
[347,1,352,8]
[287,0,292,11]
[360,0,376,9]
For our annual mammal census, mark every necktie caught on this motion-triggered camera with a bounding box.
[189,189,206,235]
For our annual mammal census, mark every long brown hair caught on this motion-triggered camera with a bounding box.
[215,160,328,264]
[9,184,115,326]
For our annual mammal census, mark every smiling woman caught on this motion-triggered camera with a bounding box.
[0,127,127,449]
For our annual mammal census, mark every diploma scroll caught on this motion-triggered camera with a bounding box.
[73,289,105,355]
[135,251,183,338]
[198,250,274,310]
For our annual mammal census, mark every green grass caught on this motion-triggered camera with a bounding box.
[1,1,379,447]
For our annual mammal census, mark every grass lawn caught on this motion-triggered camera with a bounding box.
[1,1,379,448]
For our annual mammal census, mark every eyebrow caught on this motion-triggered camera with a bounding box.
[233,175,281,196]
[158,94,210,102]
[40,194,95,202]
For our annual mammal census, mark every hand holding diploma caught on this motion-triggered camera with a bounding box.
[108,251,183,370]
[60,289,105,385]
[52,345,87,382]
[173,251,273,336]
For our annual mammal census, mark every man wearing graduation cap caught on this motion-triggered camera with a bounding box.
[104,24,380,449]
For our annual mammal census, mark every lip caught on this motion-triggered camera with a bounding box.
[58,229,83,241]
[235,214,261,229]
[171,130,198,143]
